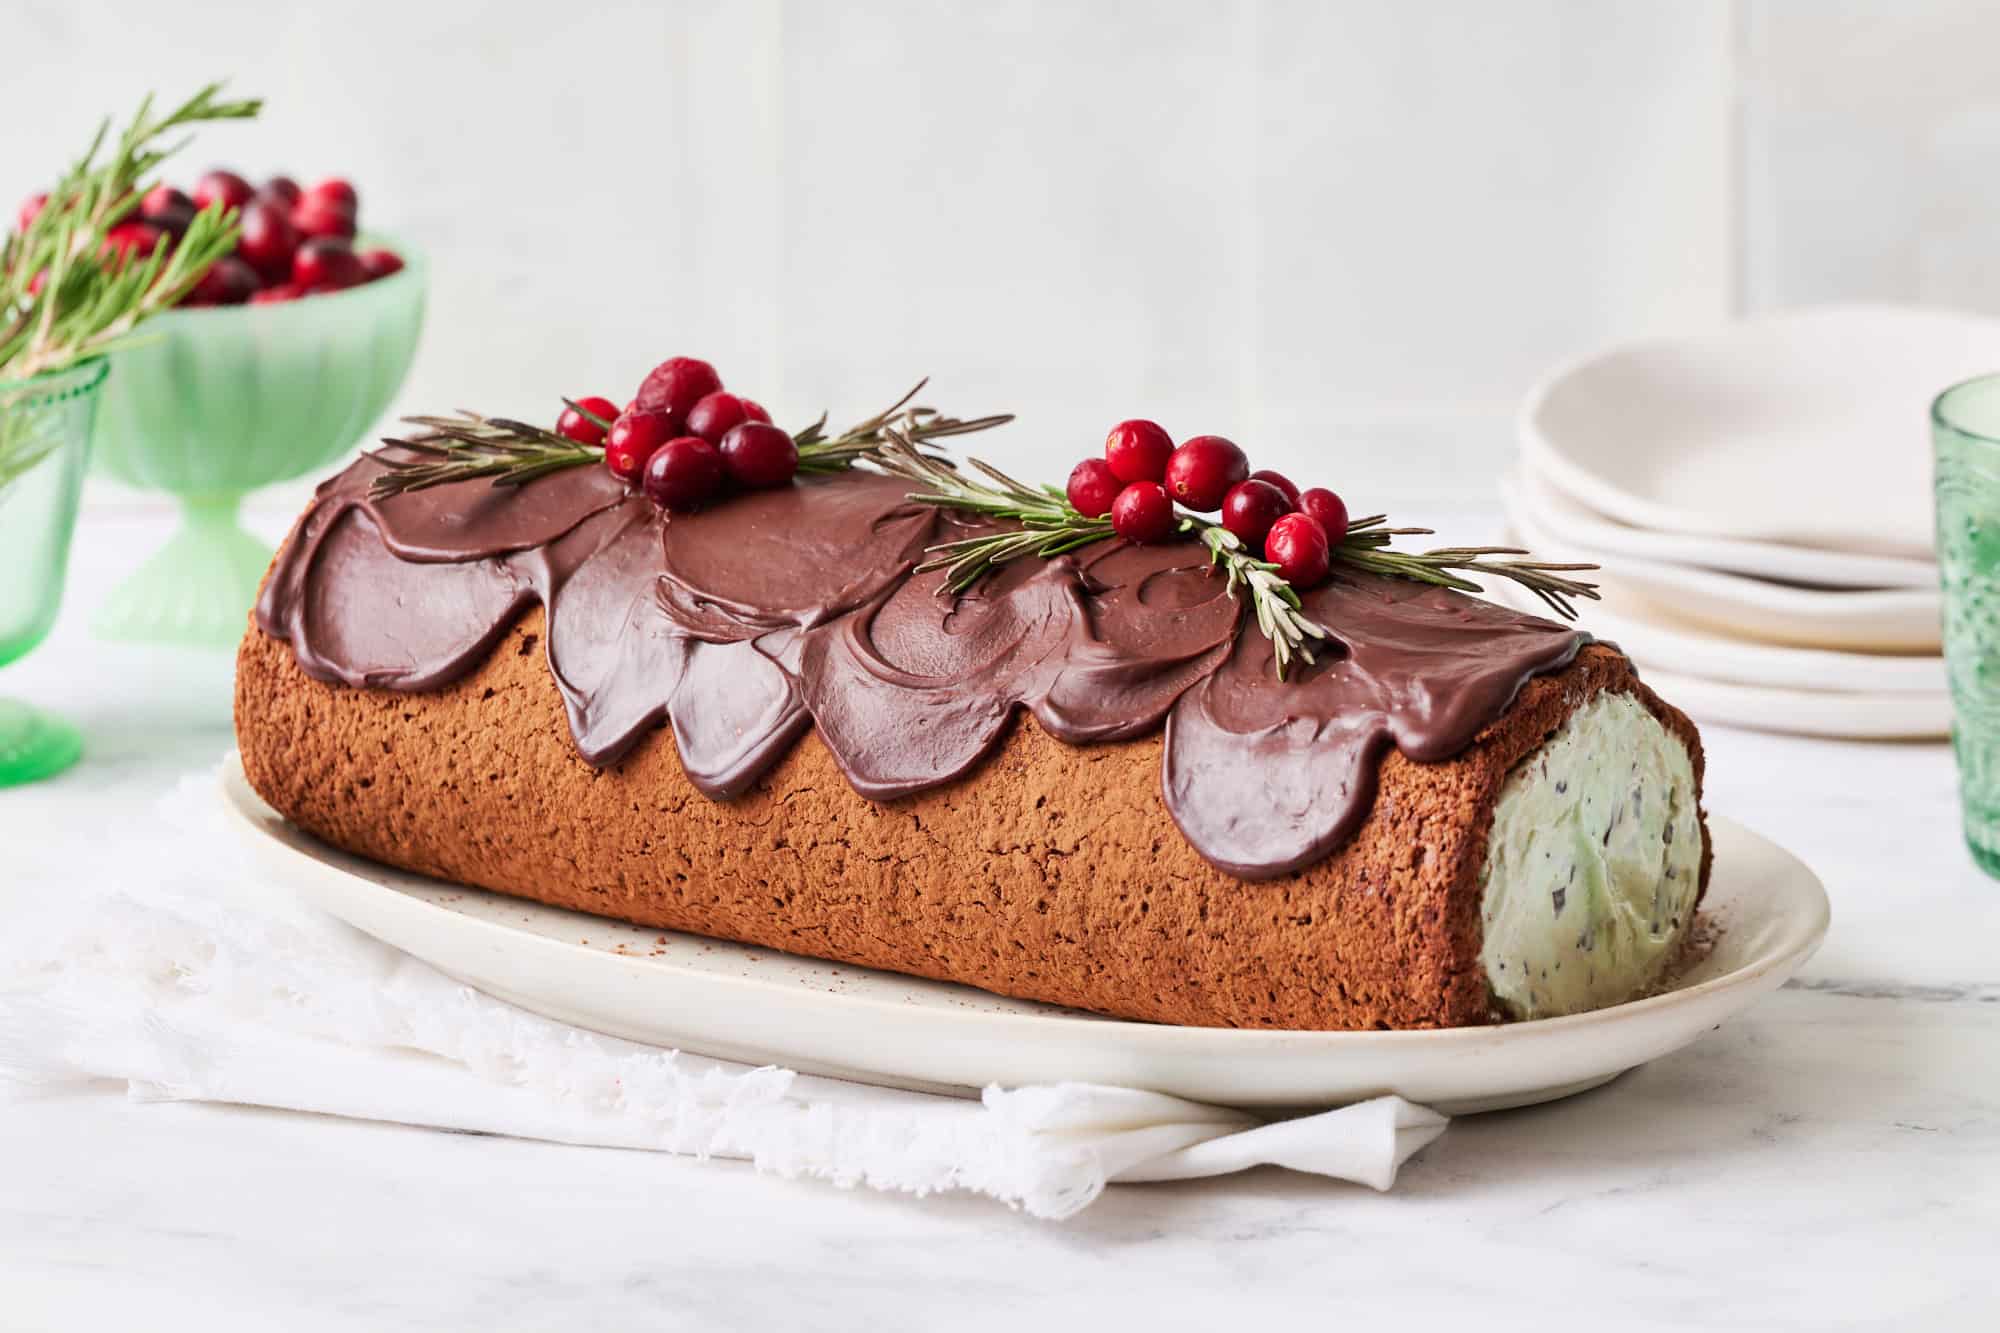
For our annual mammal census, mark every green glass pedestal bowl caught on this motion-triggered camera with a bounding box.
[0,358,107,786]
[90,236,425,646]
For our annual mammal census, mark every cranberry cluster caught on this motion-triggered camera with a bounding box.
[17,169,404,307]
[563,356,797,512]
[1066,420,1350,588]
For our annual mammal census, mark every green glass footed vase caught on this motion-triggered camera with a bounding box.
[0,358,108,786]
[89,236,425,647]
[1935,372,2000,879]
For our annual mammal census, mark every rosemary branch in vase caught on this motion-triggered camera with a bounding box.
[0,82,260,493]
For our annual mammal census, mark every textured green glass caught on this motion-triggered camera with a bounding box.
[1934,373,2000,879]
[0,358,107,786]
[90,236,425,646]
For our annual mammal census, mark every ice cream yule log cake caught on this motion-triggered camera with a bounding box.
[234,367,1710,1031]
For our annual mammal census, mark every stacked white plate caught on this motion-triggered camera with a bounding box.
[1500,304,2000,740]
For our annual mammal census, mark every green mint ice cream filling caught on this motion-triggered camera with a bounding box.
[1478,690,1702,1020]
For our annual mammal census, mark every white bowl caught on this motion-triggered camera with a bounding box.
[1513,462,1936,591]
[1486,576,1945,695]
[1501,472,1942,653]
[1520,304,2000,560]
[1626,668,1949,741]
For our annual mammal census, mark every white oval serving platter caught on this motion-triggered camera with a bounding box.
[219,757,1829,1116]
[1519,304,2000,561]
[1501,472,1942,653]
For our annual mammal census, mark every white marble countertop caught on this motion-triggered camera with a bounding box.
[4,506,1999,1331]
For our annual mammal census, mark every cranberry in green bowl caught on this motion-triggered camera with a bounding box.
[90,234,425,646]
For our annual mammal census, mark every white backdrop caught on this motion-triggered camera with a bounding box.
[6,0,1995,508]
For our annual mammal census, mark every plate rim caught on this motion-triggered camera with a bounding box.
[1499,473,1941,654]
[217,755,1831,1054]
[1622,666,1951,740]
[1517,302,2000,557]
[1481,573,1947,696]
[1502,474,1940,618]
[1510,462,1937,590]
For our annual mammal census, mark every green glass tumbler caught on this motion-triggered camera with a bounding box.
[0,357,107,786]
[1934,372,2000,877]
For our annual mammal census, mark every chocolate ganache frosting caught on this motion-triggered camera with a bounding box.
[257,456,1589,879]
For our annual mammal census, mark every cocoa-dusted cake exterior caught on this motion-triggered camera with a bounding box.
[235,610,1708,1031]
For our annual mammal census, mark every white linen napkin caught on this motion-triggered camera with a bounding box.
[0,768,1447,1219]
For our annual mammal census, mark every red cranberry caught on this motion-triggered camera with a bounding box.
[1065,458,1122,518]
[308,178,358,213]
[635,357,723,419]
[686,391,751,444]
[1298,488,1349,545]
[235,201,299,281]
[141,184,189,210]
[249,282,305,304]
[1220,479,1292,551]
[184,256,258,306]
[719,421,799,489]
[1264,513,1330,588]
[101,221,163,264]
[139,185,195,234]
[359,248,404,281]
[1249,469,1300,508]
[263,176,303,207]
[739,398,771,424]
[644,436,726,511]
[193,170,254,211]
[291,237,365,290]
[17,192,48,232]
[558,396,619,447]
[1164,435,1247,512]
[1103,419,1174,484]
[604,410,678,483]
[292,195,357,241]
[1110,481,1175,543]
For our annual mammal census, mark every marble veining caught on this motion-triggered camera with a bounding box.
[1783,977,2000,1004]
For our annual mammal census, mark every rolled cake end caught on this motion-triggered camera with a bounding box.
[1478,690,1704,1019]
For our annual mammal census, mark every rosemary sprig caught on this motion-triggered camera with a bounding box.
[864,438,1330,675]
[870,433,1114,592]
[1,82,261,381]
[1193,522,1330,678]
[364,379,1016,501]
[860,448,1598,679]
[793,378,1013,474]
[1335,513,1600,619]
[0,395,70,496]
[367,413,604,498]
[360,372,1596,683]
